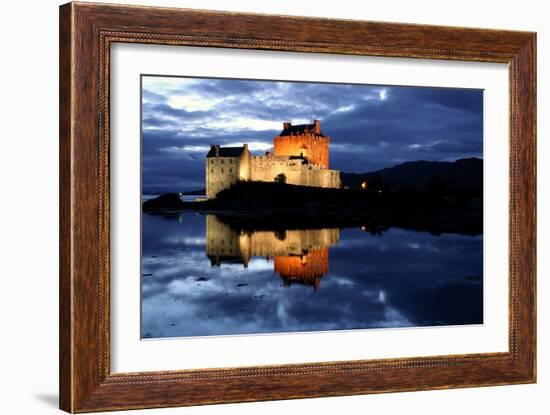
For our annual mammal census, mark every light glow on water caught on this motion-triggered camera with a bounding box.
[141,213,483,339]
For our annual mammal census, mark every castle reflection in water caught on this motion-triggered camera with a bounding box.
[205,215,340,290]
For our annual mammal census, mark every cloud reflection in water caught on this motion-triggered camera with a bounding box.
[141,213,482,338]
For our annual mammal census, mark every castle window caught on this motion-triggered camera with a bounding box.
[211,168,213,173]
[229,168,233,173]
[229,159,233,164]
[221,168,224,173]
[221,159,224,164]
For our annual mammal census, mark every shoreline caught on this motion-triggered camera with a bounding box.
[142,183,482,236]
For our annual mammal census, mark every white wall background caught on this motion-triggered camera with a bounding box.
[0,0,546,414]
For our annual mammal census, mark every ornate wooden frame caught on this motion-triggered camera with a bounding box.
[59,2,536,412]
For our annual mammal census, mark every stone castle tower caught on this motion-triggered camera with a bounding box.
[206,120,340,199]
[274,119,329,168]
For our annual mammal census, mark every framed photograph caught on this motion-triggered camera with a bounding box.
[59,2,536,412]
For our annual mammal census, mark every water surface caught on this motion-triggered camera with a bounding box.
[141,213,483,338]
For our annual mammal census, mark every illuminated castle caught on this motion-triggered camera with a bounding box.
[205,120,341,199]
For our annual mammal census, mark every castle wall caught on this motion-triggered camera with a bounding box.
[206,153,340,198]
[205,215,242,265]
[245,227,340,258]
[205,215,339,287]
[206,150,251,198]
[248,156,340,189]
[238,150,251,181]
[274,134,329,168]
[205,121,340,199]
[205,215,340,266]
[310,168,341,189]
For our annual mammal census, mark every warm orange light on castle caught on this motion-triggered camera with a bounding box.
[273,119,330,168]
[206,120,340,198]
[274,247,329,290]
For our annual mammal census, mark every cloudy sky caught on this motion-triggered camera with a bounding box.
[141,76,483,194]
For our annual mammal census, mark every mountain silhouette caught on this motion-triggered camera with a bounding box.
[340,157,482,193]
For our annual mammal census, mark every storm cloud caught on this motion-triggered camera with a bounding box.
[141,76,483,194]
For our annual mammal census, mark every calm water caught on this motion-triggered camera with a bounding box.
[141,213,483,338]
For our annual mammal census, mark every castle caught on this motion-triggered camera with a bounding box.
[206,215,340,290]
[205,120,341,199]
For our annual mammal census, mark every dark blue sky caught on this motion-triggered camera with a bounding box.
[142,76,483,194]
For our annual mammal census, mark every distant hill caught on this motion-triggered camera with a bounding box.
[341,158,482,193]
